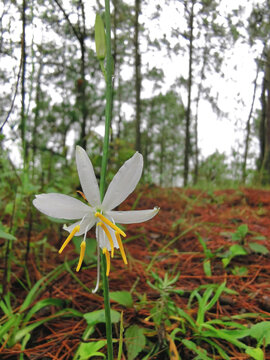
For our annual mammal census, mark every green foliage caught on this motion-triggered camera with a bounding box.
[168,282,266,359]
[248,242,269,254]
[0,262,82,348]
[0,227,16,241]
[197,152,230,187]
[231,224,249,242]
[110,291,133,308]
[83,309,121,326]
[75,341,106,360]
[125,325,146,360]
[221,244,248,268]
[197,234,215,276]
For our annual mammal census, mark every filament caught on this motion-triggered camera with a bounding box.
[95,212,126,237]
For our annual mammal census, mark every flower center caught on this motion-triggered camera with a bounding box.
[95,212,128,276]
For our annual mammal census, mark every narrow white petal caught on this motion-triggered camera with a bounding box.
[63,215,96,236]
[76,146,101,207]
[107,207,159,224]
[33,193,91,220]
[102,152,143,211]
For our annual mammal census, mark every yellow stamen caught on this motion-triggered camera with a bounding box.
[59,225,80,254]
[95,212,126,237]
[97,222,114,257]
[76,241,86,272]
[76,190,87,202]
[115,231,128,265]
[103,248,110,276]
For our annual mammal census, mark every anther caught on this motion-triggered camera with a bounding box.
[103,248,110,276]
[76,190,88,202]
[95,212,126,237]
[115,231,128,265]
[76,241,86,272]
[59,225,80,254]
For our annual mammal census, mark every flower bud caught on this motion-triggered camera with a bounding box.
[95,14,106,61]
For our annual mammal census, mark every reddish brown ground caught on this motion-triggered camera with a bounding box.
[1,187,270,359]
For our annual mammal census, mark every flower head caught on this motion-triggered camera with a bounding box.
[33,146,159,292]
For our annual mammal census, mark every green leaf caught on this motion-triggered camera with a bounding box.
[110,291,133,308]
[245,347,264,360]
[231,266,248,276]
[0,316,18,342]
[182,339,212,360]
[231,224,248,241]
[230,244,248,256]
[203,260,212,276]
[83,309,120,326]
[249,321,270,347]
[222,244,247,268]
[248,242,269,255]
[125,325,146,360]
[76,340,106,359]
[0,229,16,241]
[13,309,81,345]
[22,298,66,324]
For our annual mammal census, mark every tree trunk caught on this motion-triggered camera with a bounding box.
[193,33,208,185]
[260,48,270,184]
[242,61,259,183]
[21,0,27,166]
[32,61,43,179]
[134,0,141,152]
[183,0,195,186]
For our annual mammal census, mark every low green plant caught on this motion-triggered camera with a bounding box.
[0,261,82,355]
[220,243,248,268]
[197,234,215,276]
[219,224,269,268]
[143,271,183,358]
[170,282,266,359]
[73,309,121,360]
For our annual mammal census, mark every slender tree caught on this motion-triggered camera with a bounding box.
[242,61,260,182]
[21,0,27,167]
[183,0,195,186]
[134,0,141,152]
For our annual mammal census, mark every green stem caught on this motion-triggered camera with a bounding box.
[100,0,113,199]
[101,254,113,359]
[99,0,114,359]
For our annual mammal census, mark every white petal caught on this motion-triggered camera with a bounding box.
[76,146,101,207]
[63,215,96,236]
[33,193,91,219]
[102,152,143,211]
[107,207,159,224]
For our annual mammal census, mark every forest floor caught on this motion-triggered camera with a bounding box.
[2,186,270,359]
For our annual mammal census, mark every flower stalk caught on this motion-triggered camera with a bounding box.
[100,0,114,358]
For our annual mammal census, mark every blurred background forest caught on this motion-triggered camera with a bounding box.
[1,0,270,190]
